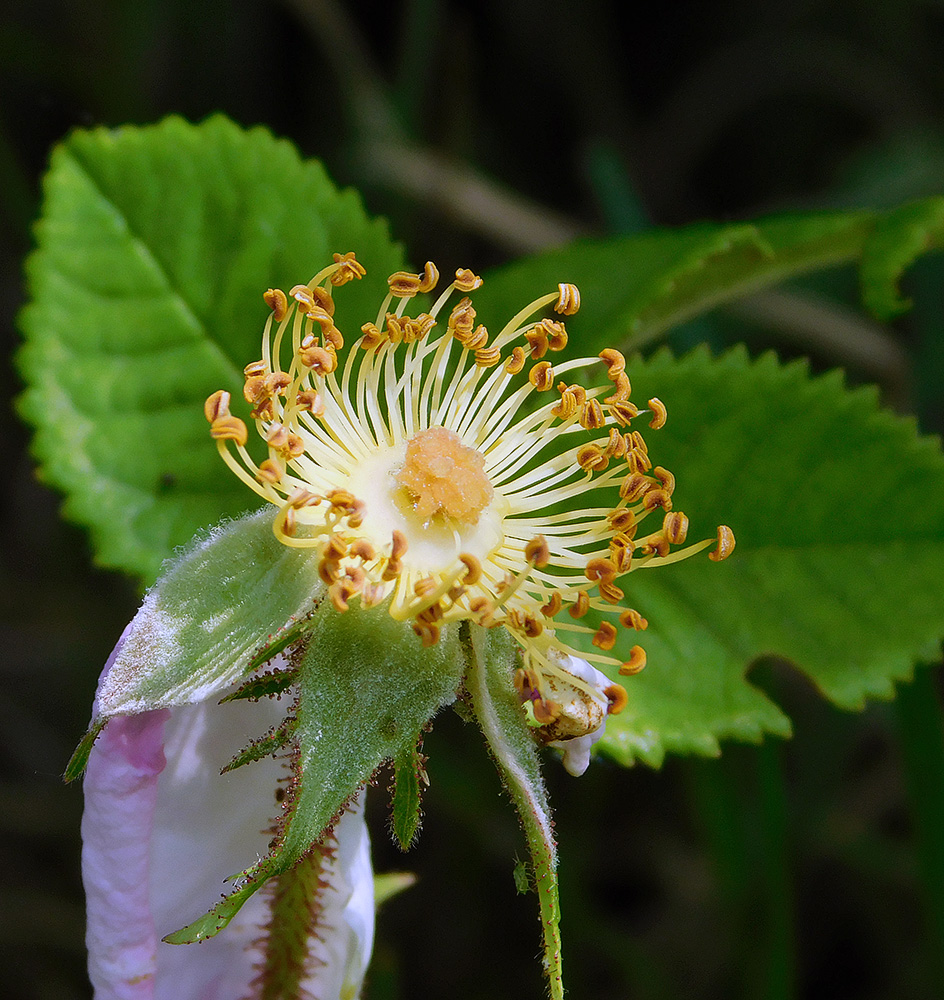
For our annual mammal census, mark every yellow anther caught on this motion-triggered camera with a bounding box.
[414,576,438,598]
[542,319,568,351]
[243,375,268,405]
[585,557,617,582]
[243,360,268,379]
[604,684,628,715]
[608,534,634,573]
[529,361,554,391]
[257,459,283,484]
[295,390,325,416]
[598,581,624,604]
[412,622,441,647]
[204,390,231,423]
[453,268,483,292]
[609,400,640,426]
[330,252,366,285]
[653,466,675,495]
[350,539,377,562]
[619,474,653,502]
[265,371,292,396]
[388,270,424,298]
[286,487,320,508]
[592,622,618,651]
[465,325,489,351]
[524,326,549,359]
[541,592,563,617]
[532,697,562,724]
[598,348,626,376]
[458,552,482,585]
[552,387,579,420]
[603,428,627,459]
[525,535,550,568]
[307,284,335,316]
[469,596,496,626]
[330,579,360,613]
[605,372,632,403]
[580,399,605,430]
[568,591,590,618]
[627,449,652,475]
[608,507,637,533]
[504,346,526,375]
[709,525,736,562]
[640,535,670,558]
[475,345,503,367]
[290,285,315,312]
[327,488,358,513]
[619,608,648,631]
[390,529,409,560]
[323,536,349,562]
[381,558,402,583]
[448,297,476,340]
[663,511,689,545]
[648,397,667,429]
[210,414,248,447]
[360,322,384,349]
[263,287,289,321]
[620,645,647,675]
[555,282,580,315]
[642,489,672,512]
[419,261,440,293]
[576,444,608,472]
[299,344,337,375]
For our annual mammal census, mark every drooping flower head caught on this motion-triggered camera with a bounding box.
[206,252,734,730]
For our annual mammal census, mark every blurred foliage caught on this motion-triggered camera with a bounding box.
[4,2,944,999]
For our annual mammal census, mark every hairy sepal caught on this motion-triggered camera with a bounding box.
[68,508,322,776]
[167,602,465,943]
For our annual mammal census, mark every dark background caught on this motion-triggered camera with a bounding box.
[3,1,944,997]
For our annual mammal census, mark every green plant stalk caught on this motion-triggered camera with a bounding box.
[467,624,564,1000]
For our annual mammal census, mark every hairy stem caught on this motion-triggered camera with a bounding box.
[466,624,564,1000]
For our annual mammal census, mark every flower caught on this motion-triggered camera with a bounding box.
[81,641,374,1000]
[206,252,734,738]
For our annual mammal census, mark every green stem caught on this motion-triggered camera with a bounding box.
[255,847,329,1000]
[466,625,564,1000]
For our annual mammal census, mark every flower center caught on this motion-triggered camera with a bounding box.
[395,427,493,525]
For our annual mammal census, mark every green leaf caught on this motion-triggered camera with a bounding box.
[18,115,403,584]
[860,197,944,318]
[471,202,944,354]
[584,347,944,766]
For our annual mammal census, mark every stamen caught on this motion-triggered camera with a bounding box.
[620,646,647,675]
[208,252,734,723]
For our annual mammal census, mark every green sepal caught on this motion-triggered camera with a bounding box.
[390,743,426,851]
[168,601,465,942]
[91,507,323,720]
[245,613,322,675]
[220,667,299,704]
[221,716,298,774]
[63,718,106,783]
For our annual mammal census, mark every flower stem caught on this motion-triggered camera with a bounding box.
[466,624,564,1000]
[251,846,328,1000]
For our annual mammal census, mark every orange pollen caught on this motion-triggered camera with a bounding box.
[395,426,494,525]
